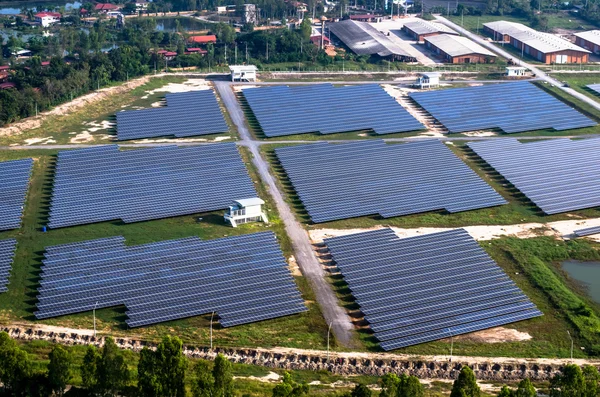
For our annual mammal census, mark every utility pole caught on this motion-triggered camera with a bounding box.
[327,322,333,362]
[93,301,98,337]
[235,44,237,64]
[245,42,248,62]
[447,328,453,362]
[266,42,269,61]
[567,331,573,362]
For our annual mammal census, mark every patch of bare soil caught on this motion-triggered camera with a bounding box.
[453,327,532,344]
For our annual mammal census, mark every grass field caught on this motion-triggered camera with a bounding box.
[546,73,600,101]
[0,148,329,351]
[447,13,595,34]
[0,76,236,146]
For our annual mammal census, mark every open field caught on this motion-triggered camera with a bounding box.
[447,13,595,34]
[547,73,600,101]
[0,148,329,350]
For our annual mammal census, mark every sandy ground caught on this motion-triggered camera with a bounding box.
[24,137,57,145]
[308,217,600,243]
[140,79,210,98]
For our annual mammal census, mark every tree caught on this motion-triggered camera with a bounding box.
[450,367,480,397]
[583,365,600,397]
[212,354,234,397]
[550,364,586,397]
[48,344,72,396]
[82,338,131,396]
[272,372,309,397]
[81,345,100,391]
[138,336,187,397]
[401,375,424,397]
[298,17,311,41]
[351,383,371,397]
[0,332,33,396]
[515,379,536,397]
[192,360,214,397]
[379,374,400,397]
[497,386,514,397]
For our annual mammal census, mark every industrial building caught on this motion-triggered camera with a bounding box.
[574,30,600,54]
[424,34,496,63]
[402,19,458,42]
[230,65,257,82]
[483,21,590,64]
[224,198,268,227]
[328,19,416,61]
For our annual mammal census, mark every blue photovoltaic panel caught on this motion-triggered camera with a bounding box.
[410,82,596,134]
[48,144,257,228]
[274,140,506,223]
[587,84,600,95]
[324,228,541,350]
[574,226,600,237]
[0,158,33,231]
[116,90,229,140]
[468,138,600,214]
[0,239,17,293]
[35,232,307,327]
[242,83,424,137]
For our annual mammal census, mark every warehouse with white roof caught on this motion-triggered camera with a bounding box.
[424,34,496,63]
[574,30,600,54]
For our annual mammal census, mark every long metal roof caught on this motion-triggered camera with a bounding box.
[574,30,600,47]
[403,19,458,36]
[328,19,414,58]
[425,34,496,57]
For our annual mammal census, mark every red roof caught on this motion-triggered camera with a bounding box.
[185,48,207,53]
[80,8,88,13]
[35,12,61,18]
[0,65,10,71]
[41,61,50,66]
[94,3,120,10]
[188,35,217,44]
[156,50,168,54]
[0,82,16,89]
[310,35,330,45]
[164,51,177,57]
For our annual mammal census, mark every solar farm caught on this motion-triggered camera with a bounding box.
[324,228,542,350]
[467,138,600,214]
[0,158,33,231]
[274,140,506,223]
[48,144,257,228]
[116,90,228,140]
[410,82,596,134]
[0,239,17,293]
[35,232,306,327]
[242,84,424,137]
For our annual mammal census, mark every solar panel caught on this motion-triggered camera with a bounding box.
[574,226,600,237]
[467,138,600,214]
[48,144,258,228]
[410,82,596,134]
[242,83,424,137]
[116,90,229,140]
[35,232,307,327]
[274,140,506,223]
[324,228,541,350]
[586,84,600,95]
[0,158,33,231]
[0,239,17,293]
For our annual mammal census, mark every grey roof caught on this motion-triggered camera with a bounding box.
[574,30,600,47]
[403,19,458,36]
[425,34,496,58]
[328,19,414,58]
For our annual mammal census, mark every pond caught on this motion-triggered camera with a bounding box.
[0,1,80,15]
[154,17,211,32]
[562,260,600,304]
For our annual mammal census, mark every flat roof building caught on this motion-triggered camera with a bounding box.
[402,19,458,42]
[424,34,496,64]
[574,30,600,54]
[230,65,257,82]
[328,19,416,61]
[483,21,590,64]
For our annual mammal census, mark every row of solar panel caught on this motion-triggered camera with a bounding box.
[48,144,257,228]
[243,83,425,137]
[574,226,600,237]
[116,90,229,140]
[36,232,307,328]
[467,138,600,215]
[0,239,17,293]
[0,158,34,231]
[324,228,541,350]
[274,140,506,223]
[410,82,596,134]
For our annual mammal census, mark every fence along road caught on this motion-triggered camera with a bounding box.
[214,80,357,348]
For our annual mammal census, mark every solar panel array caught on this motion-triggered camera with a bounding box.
[242,84,424,137]
[586,83,600,95]
[410,82,596,134]
[574,226,600,237]
[468,138,600,214]
[48,144,257,228]
[274,140,506,223]
[324,228,542,350]
[0,239,17,293]
[35,232,307,327]
[116,90,228,140]
[0,158,33,231]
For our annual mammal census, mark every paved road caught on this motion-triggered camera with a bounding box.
[213,81,357,348]
[435,16,600,112]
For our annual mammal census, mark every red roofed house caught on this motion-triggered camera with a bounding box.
[310,35,330,46]
[185,47,207,55]
[41,61,51,66]
[0,82,16,90]
[34,12,61,27]
[188,35,217,45]
[94,3,121,12]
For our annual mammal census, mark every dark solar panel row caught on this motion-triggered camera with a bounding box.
[274,140,506,223]
[0,239,17,293]
[410,82,596,134]
[242,83,424,137]
[586,84,600,95]
[35,232,307,327]
[116,90,229,140]
[324,228,542,350]
[48,144,257,228]
[0,158,33,231]
[467,138,600,214]
[574,226,600,237]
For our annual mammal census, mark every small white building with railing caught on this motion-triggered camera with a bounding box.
[224,198,268,227]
